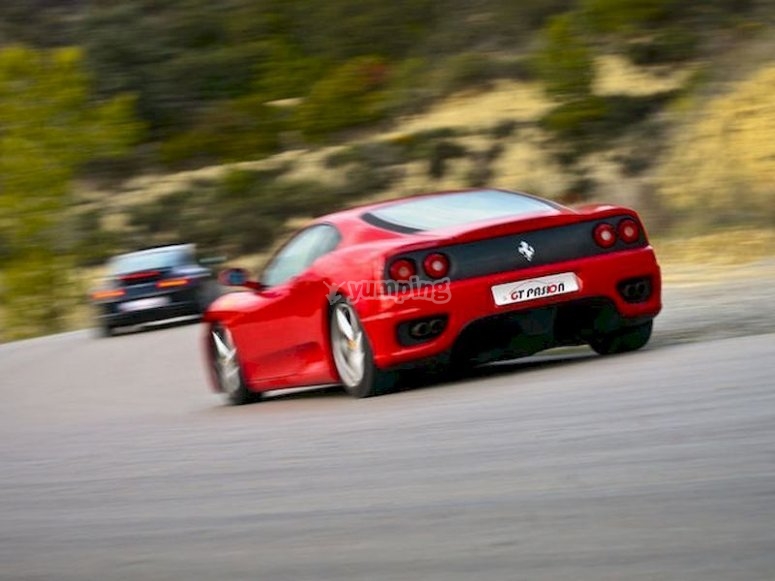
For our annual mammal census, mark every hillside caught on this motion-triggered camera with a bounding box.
[82,50,774,258]
[2,0,775,339]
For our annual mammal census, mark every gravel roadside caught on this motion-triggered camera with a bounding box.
[655,257,775,345]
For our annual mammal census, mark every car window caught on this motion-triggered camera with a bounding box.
[109,247,190,274]
[261,224,341,287]
[362,189,556,233]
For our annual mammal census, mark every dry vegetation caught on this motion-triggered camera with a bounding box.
[91,50,773,241]
[657,65,775,229]
[67,48,775,334]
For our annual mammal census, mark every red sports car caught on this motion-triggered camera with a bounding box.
[204,188,661,404]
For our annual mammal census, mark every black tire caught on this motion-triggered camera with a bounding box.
[329,297,396,398]
[209,324,262,405]
[589,320,653,355]
[96,323,114,338]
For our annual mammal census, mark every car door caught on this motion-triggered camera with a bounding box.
[238,224,342,382]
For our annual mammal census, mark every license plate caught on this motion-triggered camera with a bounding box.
[491,272,579,306]
[119,296,170,312]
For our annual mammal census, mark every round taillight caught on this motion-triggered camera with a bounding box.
[423,253,450,279]
[389,258,417,282]
[618,218,640,244]
[593,223,617,248]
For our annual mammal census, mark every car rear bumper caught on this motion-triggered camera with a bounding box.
[358,247,662,369]
[96,291,202,329]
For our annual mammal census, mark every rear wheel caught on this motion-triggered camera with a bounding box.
[210,324,261,405]
[95,323,114,338]
[330,298,396,398]
[589,320,653,355]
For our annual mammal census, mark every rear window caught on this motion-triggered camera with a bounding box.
[362,190,555,233]
[109,247,191,275]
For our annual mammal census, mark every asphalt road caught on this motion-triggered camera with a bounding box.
[1,318,774,580]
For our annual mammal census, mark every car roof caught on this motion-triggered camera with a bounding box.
[317,188,563,243]
[115,244,195,259]
[363,189,558,233]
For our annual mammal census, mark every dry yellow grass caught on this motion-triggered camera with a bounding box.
[657,65,775,221]
[389,80,553,135]
[376,57,698,206]
[78,53,709,227]
[655,227,775,285]
[593,54,696,96]
[655,228,775,265]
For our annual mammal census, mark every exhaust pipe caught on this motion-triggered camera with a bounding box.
[404,316,448,344]
[429,318,445,334]
[618,278,651,303]
[410,321,431,338]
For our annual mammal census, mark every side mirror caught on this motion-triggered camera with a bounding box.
[218,268,263,290]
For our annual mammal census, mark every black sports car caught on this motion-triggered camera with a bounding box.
[90,244,221,336]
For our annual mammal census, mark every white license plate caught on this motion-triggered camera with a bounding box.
[119,296,170,312]
[491,272,579,306]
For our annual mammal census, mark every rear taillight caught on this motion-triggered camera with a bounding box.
[388,259,417,282]
[120,270,160,282]
[617,218,640,244]
[423,253,450,279]
[92,289,125,301]
[157,278,189,289]
[593,223,617,248]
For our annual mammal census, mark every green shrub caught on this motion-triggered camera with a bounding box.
[565,176,597,200]
[533,13,595,100]
[324,147,359,169]
[541,92,677,145]
[256,39,330,102]
[625,28,699,64]
[436,52,500,93]
[540,96,610,142]
[429,140,467,179]
[494,0,578,31]
[219,166,292,200]
[465,162,493,188]
[498,56,538,82]
[580,0,684,34]
[294,56,390,141]
[382,57,437,116]
[127,190,189,235]
[486,142,505,162]
[384,54,532,115]
[389,127,460,163]
[1,251,82,340]
[73,209,122,267]
[159,96,284,167]
[491,119,519,139]
[324,141,406,169]
[605,92,677,126]
[342,165,399,197]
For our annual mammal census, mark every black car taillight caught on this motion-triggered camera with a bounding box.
[157,278,189,289]
[92,289,125,301]
[120,270,161,284]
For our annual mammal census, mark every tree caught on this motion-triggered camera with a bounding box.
[295,56,390,140]
[0,45,141,340]
[533,13,595,101]
[82,0,267,134]
[579,0,683,34]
